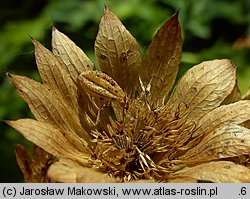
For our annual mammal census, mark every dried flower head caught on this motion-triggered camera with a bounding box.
[6,7,250,182]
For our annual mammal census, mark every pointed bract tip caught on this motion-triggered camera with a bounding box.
[173,9,180,19]
[28,34,37,45]
[104,5,109,13]
[28,34,35,42]
[52,26,57,32]
[6,72,15,80]
[52,26,58,37]
[103,5,113,17]
[3,119,11,126]
[6,72,11,78]
[167,10,181,27]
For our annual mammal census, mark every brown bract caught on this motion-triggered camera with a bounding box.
[6,7,250,182]
[15,144,53,182]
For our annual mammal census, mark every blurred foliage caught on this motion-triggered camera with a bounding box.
[0,0,250,182]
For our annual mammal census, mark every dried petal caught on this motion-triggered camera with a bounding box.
[222,80,241,104]
[167,59,236,122]
[140,12,182,107]
[173,161,250,182]
[7,119,91,164]
[33,39,79,113]
[47,159,79,183]
[48,159,117,182]
[194,100,250,137]
[15,144,53,182]
[78,70,125,102]
[77,89,98,131]
[15,144,33,182]
[179,124,250,163]
[52,27,94,82]
[8,74,92,144]
[95,7,141,96]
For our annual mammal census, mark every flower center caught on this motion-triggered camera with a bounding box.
[90,99,196,182]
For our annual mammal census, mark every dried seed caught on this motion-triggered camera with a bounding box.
[78,71,125,102]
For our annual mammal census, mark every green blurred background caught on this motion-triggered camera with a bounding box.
[0,0,250,182]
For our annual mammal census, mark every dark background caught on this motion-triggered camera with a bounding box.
[1,0,250,182]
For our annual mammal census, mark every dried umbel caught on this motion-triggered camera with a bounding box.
[6,7,250,182]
